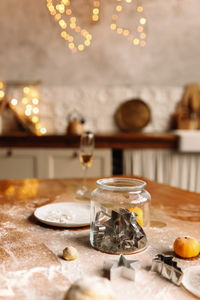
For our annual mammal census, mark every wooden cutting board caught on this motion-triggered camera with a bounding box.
[115,99,151,132]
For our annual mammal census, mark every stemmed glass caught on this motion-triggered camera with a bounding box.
[76,131,95,198]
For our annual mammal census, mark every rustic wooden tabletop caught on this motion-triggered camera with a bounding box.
[0,177,199,300]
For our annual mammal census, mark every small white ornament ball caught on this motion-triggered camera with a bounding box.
[63,247,78,261]
[64,276,116,300]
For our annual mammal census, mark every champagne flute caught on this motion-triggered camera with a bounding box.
[77,131,95,198]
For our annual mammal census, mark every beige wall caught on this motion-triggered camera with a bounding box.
[0,0,199,133]
[0,0,200,86]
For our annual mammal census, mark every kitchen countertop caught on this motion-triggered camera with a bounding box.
[0,132,177,149]
[0,176,199,300]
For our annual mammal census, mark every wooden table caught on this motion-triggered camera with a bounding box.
[0,177,200,300]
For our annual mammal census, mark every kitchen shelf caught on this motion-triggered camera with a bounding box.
[0,132,177,149]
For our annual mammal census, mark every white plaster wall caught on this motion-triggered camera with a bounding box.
[0,0,199,133]
[38,86,183,133]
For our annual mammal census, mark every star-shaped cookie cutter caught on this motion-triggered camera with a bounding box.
[104,254,140,281]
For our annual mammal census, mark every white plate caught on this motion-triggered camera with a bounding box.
[34,202,90,227]
[182,266,200,298]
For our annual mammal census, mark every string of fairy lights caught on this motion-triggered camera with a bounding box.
[111,0,147,47]
[46,0,92,53]
[46,0,147,52]
[0,81,47,136]
[92,0,101,22]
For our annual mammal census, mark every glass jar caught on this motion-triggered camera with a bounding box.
[90,178,151,254]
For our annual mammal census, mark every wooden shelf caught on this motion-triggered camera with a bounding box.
[0,132,178,149]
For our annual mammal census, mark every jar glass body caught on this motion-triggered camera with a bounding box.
[90,178,151,254]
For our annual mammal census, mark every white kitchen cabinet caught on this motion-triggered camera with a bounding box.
[0,148,112,180]
[124,149,200,193]
[44,149,111,179]
[0,149,42,179]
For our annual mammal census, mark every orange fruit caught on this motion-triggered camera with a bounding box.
[128,207,143,226]
[173,236,200,258]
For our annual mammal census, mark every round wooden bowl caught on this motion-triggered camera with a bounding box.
[115,98,151,132]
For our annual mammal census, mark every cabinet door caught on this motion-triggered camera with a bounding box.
[44,149,112,179]
[0,149,41,179]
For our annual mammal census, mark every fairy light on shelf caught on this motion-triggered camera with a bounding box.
[110,0,147,47]
[11,98,18,106]
[10,86,47,136]
[0,81,5,100]
[46,0,92,53]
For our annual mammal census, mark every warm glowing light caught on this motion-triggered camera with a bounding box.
[58,4,65,13]
[59,19,67,29]
[61,31,67,38]
[50,10,56,16]
[137,6,143,12]
[32,98,39,105]
[22,97,28,105]
[117,28,123,34]
[81,30,87,37]
[92,0,100,22]
[68,43,75,49]
[11,98,18,106]
[55,13,61,21]
[70,23,76,29]
[68,36,74,42]
[40,128,47,134]
[86,34,92,40]
[133,38,139,45]
[32,116,39,123]
[140,33,146,39]
[94,1,100,7]
[0,82,4,89]
[92,15,99,21]
[140,17,146,25]
[46,0,93,53]
[30,90,39,98]
[93,8,99,14]
[110,0,147,48]
[25,110,31,116]
[36,123,42,130]
[66,9,72,15]
[110,24,117,30]
[140,40,146,47]
[78,44,84,51]
[137,26,143,32]
[70,17,76,23]
[26,104,32,110]
[23,87,30,94]
[75,26,81,33]
[84,40,91,46]
[116,5,122,12]
[33,107,39,114]
[62,0,70,5]
[0,91,5,98]
[123,29,129,36]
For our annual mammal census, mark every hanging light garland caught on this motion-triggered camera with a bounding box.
[110,0,147,47]
[10,86,47,136]
[92,0,101,22]
[46,0,92,52]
